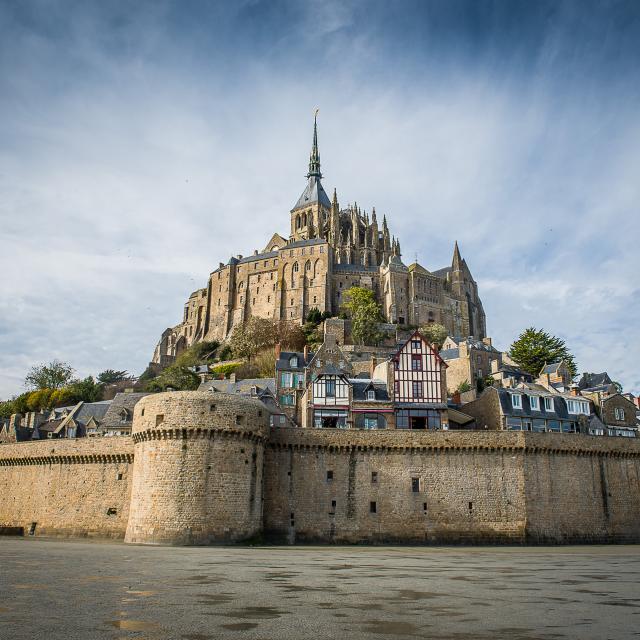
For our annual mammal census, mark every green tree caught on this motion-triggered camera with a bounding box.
[509,327,577,378]
[69,376,104,403]
[145,365,200,392]
[97,369,131,384]
[25,360,75,390]
[418,323,448,349]
[26,388,54,411]
[341,287,384,346]
[457,380,471,393]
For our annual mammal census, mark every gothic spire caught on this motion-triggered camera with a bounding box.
[307,109,322,179]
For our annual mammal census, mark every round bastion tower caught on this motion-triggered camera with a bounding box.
[124,391,269,545]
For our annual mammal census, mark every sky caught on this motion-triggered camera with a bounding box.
[1,0,639,398]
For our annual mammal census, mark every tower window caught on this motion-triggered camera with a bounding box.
[370,501,377,514]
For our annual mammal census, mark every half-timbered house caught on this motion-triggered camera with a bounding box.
[390,331,448,430]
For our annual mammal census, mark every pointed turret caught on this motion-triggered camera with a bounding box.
[452,241,463,271]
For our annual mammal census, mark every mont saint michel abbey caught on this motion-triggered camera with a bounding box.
[153,117,486,365]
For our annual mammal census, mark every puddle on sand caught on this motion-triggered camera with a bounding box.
[222,622,260,631]
[107,619,161,632]
[197,593,235,605]
[362,620,422,636]
[218,606,287,620]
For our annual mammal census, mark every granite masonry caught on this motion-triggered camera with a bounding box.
[1,391,639,545]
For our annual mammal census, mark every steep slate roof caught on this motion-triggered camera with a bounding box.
[238,250,279,264]
[578,372,613,390]
[497,387,575,420]
[431,266,451,278]
[445,336,499,353]
[540,362,563,375]
[293,176,331,210]
[101,393,150,428]
[439,348,459,360]
[275,351,313,372]
[198,378,276,395]
[74,401,111,424]
[285,237,327,249]
[349,380,390,402]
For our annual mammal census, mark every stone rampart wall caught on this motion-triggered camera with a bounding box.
[264,429,640,544]
[0,438,134,539]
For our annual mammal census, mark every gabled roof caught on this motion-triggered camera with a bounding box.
[101,393,150,428]
[392,330,447,368]
[350,379,390,402]
[276,351,313,372]
[539,361,564,375]
[578,372,612,390]
[198,378,276,396]
[292,176,331,211]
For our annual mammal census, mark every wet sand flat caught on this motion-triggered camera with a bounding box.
[0,539,639,639]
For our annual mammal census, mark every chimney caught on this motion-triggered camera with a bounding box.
[303,344,309,362]
[452,390,461,405]
[482,337,492,347]
[370,356,378,378]
[569,383,580,396]
[491,359,500,374]
[274,342,281,361]
[229,373,236,383]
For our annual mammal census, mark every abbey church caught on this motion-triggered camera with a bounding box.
[153,117,486,366]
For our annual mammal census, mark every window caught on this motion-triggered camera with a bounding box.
[367,390,375,401]
[325,379,336,397]
[235,415,244,425]
[511,394,522,409]
[615,407,625,421]
[326,470,333,481]
[411,478,420,493]
[279,394,294,406]
[544,397,554,412]
[530,396,539,411]
[289,356,298,368]
[293,262,299,272]
[364,414,378,429]
[412,381,423,398]
[370,501,377,514]
[477,369,482,379]
[411,340,421,350]
[155,414,164,426]
[281,372,293,388]
[371,471,378,483]
[411,355,422,371]
[210,404,216,412]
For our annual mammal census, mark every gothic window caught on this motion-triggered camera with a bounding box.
[302,213,307,226]
[296,214,301,229]
[293,262,299,272]
[305,261,311,272]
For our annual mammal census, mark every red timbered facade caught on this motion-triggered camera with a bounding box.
[392,331,448,429]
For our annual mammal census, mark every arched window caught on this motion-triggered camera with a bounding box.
[305,260,311,272]
[296,214,301,229]
[293,262,299,272]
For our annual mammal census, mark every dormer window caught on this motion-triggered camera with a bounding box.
[511,394,522,409]
[367,390,375,401]
[289,356,298,368]
[530,396,539,411]
[544,397,554,412]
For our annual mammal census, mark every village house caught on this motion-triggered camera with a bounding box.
[439,336,500,393]
[461,382,591,433]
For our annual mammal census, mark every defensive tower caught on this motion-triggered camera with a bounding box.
[125,391,269,545]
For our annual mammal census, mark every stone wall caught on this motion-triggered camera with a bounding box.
[264,429,640,544]
[1,407,639,545]
[125,391,269,545]
[0,438,133,539]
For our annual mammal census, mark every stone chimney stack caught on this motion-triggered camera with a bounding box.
[570,384,580,396]
[274,343,281,361]
[303,344,309,362]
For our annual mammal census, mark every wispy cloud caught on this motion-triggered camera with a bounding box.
[1,0,639,396]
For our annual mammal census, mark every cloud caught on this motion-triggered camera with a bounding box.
[0,0,639,397]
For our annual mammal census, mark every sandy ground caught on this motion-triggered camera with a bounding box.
[0,539,639,639]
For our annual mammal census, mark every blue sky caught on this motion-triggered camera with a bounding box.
[1,0,639,397]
